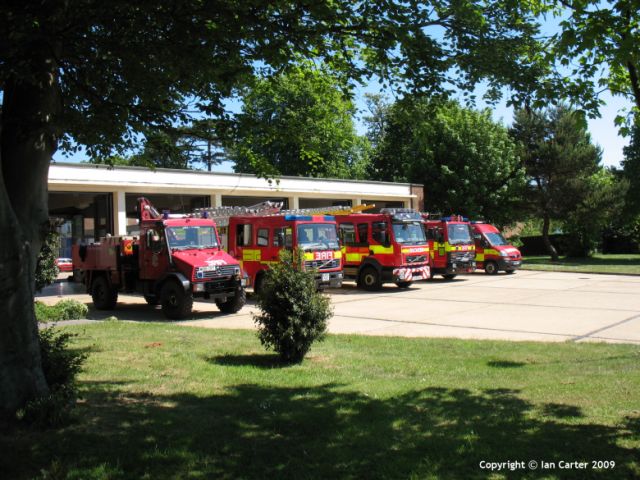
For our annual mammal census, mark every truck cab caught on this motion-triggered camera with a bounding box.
[226,214,343,292]
[73,198,246,319]
[423,215,476,279]
[336,209,430,290]
[471,222,522,274]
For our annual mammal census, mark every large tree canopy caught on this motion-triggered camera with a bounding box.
[0,0,549,419]
[368,97,525,224]
[552,0,640,127]
[510,106,602,260]
[228,65,370,179]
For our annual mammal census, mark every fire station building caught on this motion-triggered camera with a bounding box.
[48,163,424,257]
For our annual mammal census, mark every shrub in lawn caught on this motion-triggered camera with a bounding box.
[254,249,332,363]
[18,328,87,427]
[34,299,88,323]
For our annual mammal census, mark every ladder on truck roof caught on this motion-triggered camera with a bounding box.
[195,202,376,227]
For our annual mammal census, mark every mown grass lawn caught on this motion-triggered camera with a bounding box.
[4,322,640,479]
[522,254,640,275]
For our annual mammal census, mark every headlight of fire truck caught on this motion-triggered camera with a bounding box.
[499,250,509,257]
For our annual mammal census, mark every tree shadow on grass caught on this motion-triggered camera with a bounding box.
[487,360,527,368]
[206,353,288,369]
[4,383,639,479]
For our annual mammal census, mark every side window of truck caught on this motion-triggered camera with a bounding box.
[273,227,292,248]
[371,222,388,245]
[339,223,356,246]
[257,228,269,247]
[357,223,369,244]
[236,224,252,247]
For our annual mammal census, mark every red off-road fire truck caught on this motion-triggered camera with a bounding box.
[422,215,476,279]
[471,222,522,274]
[72,198,246,319]
[223,213,344,292]
[335,209,430,290]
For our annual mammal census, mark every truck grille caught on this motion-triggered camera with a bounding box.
[406,255,427,264]
[449,251,474,263]
[205,279,235,294]
[199,265,237,279]
[305,259,340,271]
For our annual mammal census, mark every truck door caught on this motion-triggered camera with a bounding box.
[140,227,169,280]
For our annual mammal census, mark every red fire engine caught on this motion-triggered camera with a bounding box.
[335,208,430,290]
[471,222,522,274]
[223,213,344,292]
[423,215,476,279]
[72,198,246,319]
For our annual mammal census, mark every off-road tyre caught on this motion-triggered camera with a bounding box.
[92,276,118,310]
[216,285,247,314]
[160,280,193,320]
[144,295,159,306]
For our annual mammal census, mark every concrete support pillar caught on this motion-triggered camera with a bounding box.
[211,193,222,207]
[289,196,299,210]
[113,190,127,236]
[353,198,362,206]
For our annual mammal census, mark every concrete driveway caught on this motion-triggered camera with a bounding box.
[39,270,640,344]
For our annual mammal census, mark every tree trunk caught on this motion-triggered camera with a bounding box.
[0,53,60,422]
[541,214,559,262]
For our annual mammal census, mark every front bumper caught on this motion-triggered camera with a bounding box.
[446,260,476,274]
[315,271,343,289]
[498,259,521,271]
[391,265,431,283]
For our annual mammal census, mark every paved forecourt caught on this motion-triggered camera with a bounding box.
[40,270,640,344]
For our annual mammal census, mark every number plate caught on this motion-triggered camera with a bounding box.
[321,273,330,282]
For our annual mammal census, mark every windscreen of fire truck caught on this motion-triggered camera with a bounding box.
[483,231,509,246]
[447,224,473,245]
[296,223,340,251]
[166,226,218,249]
[393,222,427,245]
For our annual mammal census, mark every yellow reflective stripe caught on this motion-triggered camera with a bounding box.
[242,249,261,261]
[370,245,394,254]
[346,253,368,263]
[334,250,342,259]
[485,248,499,257]
[476,253,485,261]
[303,252,314,261]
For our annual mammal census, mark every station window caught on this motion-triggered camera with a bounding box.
[257,228,269,246]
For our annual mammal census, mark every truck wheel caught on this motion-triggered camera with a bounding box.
[253,274,265,296]
[442,274,457,280]
[92,276,118,310]
[216,285,246,314]
[144,295,159,306]
[396,281,412,289]
[160,280,193,320]
[485,261,498,275]
[359,267,382,291]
